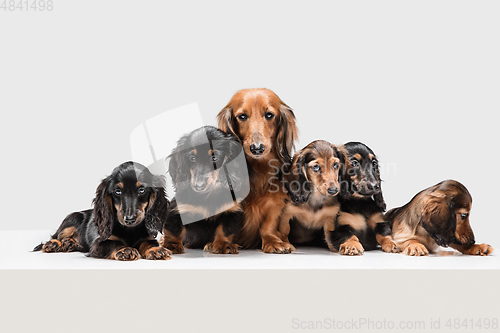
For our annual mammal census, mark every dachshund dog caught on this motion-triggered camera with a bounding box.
[385,180,493,256]
[33,162,171,260]
[278,140,348,250]
[217,88,299,253]
[160,126,248,254]
[328,142,398,255]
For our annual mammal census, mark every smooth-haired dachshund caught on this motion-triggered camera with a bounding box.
[328,142,398,255]
[33,161,171,260]
[160,126,247,254]
[385,179,493,256]
[217,88,299,253]
[279,140,348,250]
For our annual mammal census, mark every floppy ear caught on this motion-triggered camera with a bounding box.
[217,106,239,139]
[373,192,387,211]
[92,177,114,241]
[286,152,311,204]
[338,147,354,200]
[276,103,298,165]
[421,192,457,247]
[145,175,170,237]
[167,147,190,189]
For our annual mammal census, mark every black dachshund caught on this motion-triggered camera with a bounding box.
[328,142,398,255]
[34,161,171,260]
[160,126,248,254]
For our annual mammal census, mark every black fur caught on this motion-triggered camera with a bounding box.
[33,162,170,260]
[162,126,247,254]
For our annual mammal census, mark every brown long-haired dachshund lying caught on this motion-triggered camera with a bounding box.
[33,162,171,260]
[160,126,248,254]
[278,140,347,250]
[328,142,399,255]
[385,180,493,256]
[218,88,298,253]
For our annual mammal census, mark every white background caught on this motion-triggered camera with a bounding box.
[1,0,499,249]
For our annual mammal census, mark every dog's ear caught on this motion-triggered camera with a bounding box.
[338,146,353,200]
[217,106,239,139]
[167,147,190,189]
[285,152,311,204]
[92,176,114,241]
[373,192,387,211]
[145,175,169,237]
[421,191,457,247]
[276,103,298,165]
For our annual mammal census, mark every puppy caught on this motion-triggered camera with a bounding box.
[33,162,171,261]
[385,180,493,256]
[217,88,299,253]
[328,142,398,255]
[279,140,347,250]
[160,126,248,254]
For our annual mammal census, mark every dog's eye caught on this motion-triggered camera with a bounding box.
[372,160,378,168]
[138,187,146,195]
[311,164,321,172]
[188,156,196,162]
[114,189,122,196]
[211,156,219,162]
[460,213,469,220]
[351,160,359,168]
[264,112,275,120]
[333,162,339,170]
[237,114,248,121]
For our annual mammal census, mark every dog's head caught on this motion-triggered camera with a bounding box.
[168,126,244,194]
[93,161,168,240]
[421,180,474,248]
[287,140,348,203]
[217,88,298,164]
[339,141,386,210]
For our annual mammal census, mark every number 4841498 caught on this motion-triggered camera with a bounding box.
[1,0,53,11]
[446,318,498,330]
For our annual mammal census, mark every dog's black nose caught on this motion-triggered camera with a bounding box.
[124,218,136,225]
[367,183,380,191]
[250,143,265,155]
[193,184,207,192]
[327,187,338,196]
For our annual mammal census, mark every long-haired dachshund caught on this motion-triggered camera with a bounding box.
[217,88,299,253]
[385,180,493,256]
[33,162,171,260]
[328,142,398,255]
[160,126,248,254]
[278,140,348,250]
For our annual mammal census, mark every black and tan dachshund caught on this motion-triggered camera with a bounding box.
[160,126,248,254]
[279,140,347,251]
[33,162,171,261]
[328,142,399,255]
[385,180,493,256]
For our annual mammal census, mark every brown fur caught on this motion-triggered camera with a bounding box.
[217,88,298,253]
[279,141,348,251]
[385,180,493,256]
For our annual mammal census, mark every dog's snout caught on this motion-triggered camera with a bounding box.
[250,143,265,155]
[124,215,137,225]
[367,183,379,191]
[327,187,338,196]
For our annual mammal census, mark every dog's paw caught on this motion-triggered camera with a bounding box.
[381,240,400,253]
[42,239,62,253]
[204,242,241,254]
[113,247,140,261]
[143,246,172,260]
[403,242,429,256]
[262,241,295,254]
[462,243,493,256]
[60,238,78,252]
[339,239,364,256]
[162,242,185,254]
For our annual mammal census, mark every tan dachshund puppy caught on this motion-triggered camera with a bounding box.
[385,180,493,256]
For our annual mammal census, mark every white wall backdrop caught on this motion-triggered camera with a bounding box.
[1,1,499,246]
